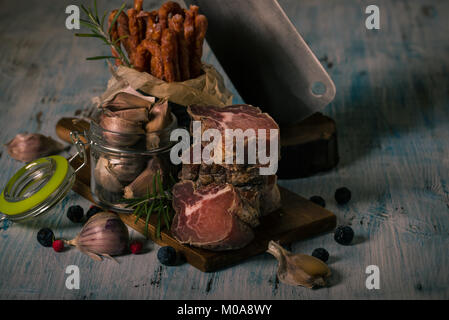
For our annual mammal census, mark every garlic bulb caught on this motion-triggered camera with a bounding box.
[94,157,124,193]
[267,241,331,288]
[65,212,129,261]
[5,133,65,162]
[124,157,164,199]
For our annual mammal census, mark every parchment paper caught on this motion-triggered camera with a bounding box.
[98,63,233,108]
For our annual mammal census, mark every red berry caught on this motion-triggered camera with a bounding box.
[52,240,64,252]
[130,241,143,254]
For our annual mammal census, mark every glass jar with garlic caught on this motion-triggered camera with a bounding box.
[88,99,178,212]
[0,85,179,222]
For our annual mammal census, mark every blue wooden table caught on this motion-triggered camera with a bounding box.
[1,0,448,299]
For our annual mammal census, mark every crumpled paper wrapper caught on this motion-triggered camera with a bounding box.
[98,85,156,109]
[97,63,233,108]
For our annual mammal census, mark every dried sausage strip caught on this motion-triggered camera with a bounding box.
[108,10,122,65]
[191,14,207,78]
[145,39,165,79]
[133,42,149,72]
[134,39,164,79]
[184,5,198,50]
[116,10,133,62]
[184,5,199,76]
[145,11,162,43]
[158,1,184,30]
[134,0,143,11]
[127,8,141,62]
[108,10,119,42]
[161,29,179,82]
[169,14,190,81]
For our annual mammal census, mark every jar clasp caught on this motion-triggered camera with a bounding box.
[68,131,88,175]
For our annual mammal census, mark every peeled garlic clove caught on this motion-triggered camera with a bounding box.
[267,240,331,288]
[5,133,65,162]
[124,157,164,199]
[65,212,129,260]
[108,156,145,183]
[94,157,124,193]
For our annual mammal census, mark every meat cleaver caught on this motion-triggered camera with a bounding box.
[184,0,336,125]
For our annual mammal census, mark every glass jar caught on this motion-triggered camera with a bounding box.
[87,112,178,213]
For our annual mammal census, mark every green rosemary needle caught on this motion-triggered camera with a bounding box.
[75,1,131,67]
[121,171,175,239]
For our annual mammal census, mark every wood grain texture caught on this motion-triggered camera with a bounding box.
[1,0,449,299]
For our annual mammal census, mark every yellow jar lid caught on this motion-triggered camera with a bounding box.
[0,156,70,217]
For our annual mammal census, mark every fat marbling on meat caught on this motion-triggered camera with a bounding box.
[171,181,254,251]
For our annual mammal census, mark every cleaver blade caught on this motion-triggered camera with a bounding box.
[185,0,336,125]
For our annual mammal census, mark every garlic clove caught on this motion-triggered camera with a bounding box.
[267,240,331,288]
[5,133,65,162]
[94,157,124,193]
[146,100,173,149]
[100,85,156,110]
[99,113,145,147]
[107,156,145,183]
[106,107,149,123]
[100,114,145,134]
[146,100,172,132]
[124,157,165,199]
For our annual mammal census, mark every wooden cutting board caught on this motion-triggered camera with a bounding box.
[56,118,336,272]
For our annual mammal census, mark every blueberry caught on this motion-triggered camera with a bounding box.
[334,226,354,245]
[86,206,102,220]
[309,196,326,208]
[311,248,329,262]
[67,205,84,223]
[335,187,351,205]
[157,246,177,266]
[37,228,54,247]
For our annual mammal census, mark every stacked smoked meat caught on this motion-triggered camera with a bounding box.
[171,105,282,251]
[109,0,207,82]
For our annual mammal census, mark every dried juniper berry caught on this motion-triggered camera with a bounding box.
[157,246,177,266]
[37,228,54,247]
[334,226,354,245]
[67,205,84,223]
[335,187,351,205]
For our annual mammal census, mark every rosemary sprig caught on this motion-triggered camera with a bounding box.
[75,1,131,67]
[121,171,175,239]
